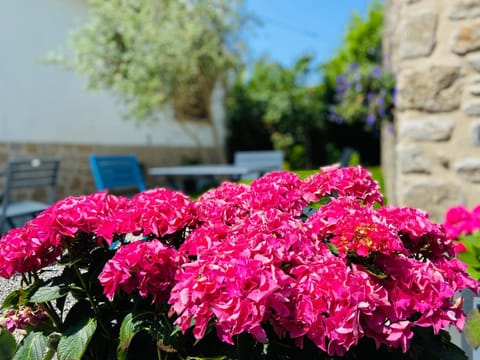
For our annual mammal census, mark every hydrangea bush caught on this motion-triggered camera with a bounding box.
[443,205,480,257]
[0,166,476,359]
[443,204,480,350]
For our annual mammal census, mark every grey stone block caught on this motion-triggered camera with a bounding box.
[397,146,432,174]
[451,21,480,55]
[472,121,480,145]
[399,118,454,142]
[401,181,464,222]
[454,158,480,182]
[464,101,480,117]
[449,0,480,20]
[397,65,461,112]
[398,12,437,59]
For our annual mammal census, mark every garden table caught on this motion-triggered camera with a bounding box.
[148,163,278,191]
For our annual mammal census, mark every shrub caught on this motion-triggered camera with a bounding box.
[0,166,475,359]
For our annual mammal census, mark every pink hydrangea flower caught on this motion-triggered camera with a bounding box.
[194,181,251,225]
[442,205,480,253]
[99,239,178,303]
[97,188,195,244]
[0,192,131,277]
[301,165,383,205]
[380,206,453,259]
[0,225,61,278]
[306,197,404,257]
[169,167,476,355]
[248,171,306,216]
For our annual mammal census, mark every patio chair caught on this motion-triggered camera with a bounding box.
[89,154,146,195]
[339,147,355,167]
[233,150,284,180]
[0,157,60,233]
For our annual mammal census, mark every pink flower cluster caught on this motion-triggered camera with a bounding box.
[170,167,477,355]
[442,205,480,242]
[0,192,129,278]
[0,165,477,356]
[96,188,195,244]
[99,240,178,303]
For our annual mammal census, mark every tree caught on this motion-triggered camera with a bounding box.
[228,55,333,169]
[48,0,249,162]
[228,0,393,169]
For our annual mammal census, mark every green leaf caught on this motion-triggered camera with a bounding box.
[29,278,72,303]
[1,291,20,309]
[13,331,48,360]
[2,283,41,308]
[465,307,480,349]
[57,318,97,360]
[326,242,339,256]
[458,234,480,278]
[42,333,60,360]
[19,283,42,306]
[117,313,147,360]
[0,328,16,360]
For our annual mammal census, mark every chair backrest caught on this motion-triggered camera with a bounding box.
[339,147,355,167]
[233,150,284,179]
[89,154,146,193]
[3,157,60,205]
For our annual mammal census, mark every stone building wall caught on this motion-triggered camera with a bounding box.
[383,0,480,222]
[0,142,215,203]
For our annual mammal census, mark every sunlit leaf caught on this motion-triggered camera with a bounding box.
[465,307,480,349]
[29,277,71,303]
[57,318,97,360]
[12,331,48,360]
[117,313,148,360]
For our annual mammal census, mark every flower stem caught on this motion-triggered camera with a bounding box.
[31,270,62,330]
[41,301,63,331]
[67,246,111,338]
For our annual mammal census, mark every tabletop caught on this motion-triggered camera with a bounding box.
[148,164,253,177]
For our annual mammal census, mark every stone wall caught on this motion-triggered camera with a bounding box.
[383,0,480,222]
[0,142,216,203]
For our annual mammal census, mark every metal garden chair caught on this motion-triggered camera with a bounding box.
[89,154,146,195]
[0,157,60,233]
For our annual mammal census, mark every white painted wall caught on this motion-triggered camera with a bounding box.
[0,0,222,147]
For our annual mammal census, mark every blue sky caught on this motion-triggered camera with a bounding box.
[244,0,376,67]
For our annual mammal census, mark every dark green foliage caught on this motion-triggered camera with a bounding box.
[227,55,335,168]
[227,0,393,168]
[0,329,16,360]
[321,0,393,166]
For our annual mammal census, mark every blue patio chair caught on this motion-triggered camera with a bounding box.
[0,157,60,233]
[89,154,146,195]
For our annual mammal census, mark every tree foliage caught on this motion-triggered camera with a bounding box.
[320,0,394,165]
[228,55,332,169]
[48,0,247,123]
[322,1,384,87]
[228,0,392,168]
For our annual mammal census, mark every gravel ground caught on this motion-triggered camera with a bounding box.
[0,265,69,311]
[0,265,67,351]
[0,275,23,301]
